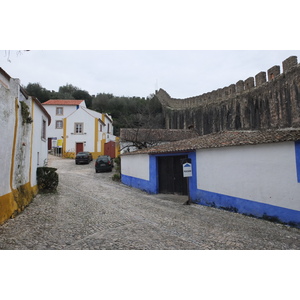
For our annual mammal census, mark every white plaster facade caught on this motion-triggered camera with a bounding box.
[42,100,117,158]
[0,69,20,196]
[31,98,51,184]
[63,106,116,158]
[42,99,86,148]
[121,154,149,181]
[0,68,51,224]
[120,135,300,227]
[196,141,300,212]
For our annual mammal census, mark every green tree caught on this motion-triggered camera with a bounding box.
[73,90,93,108]
[24,83,51,103]
[56,84,93,108]
[92,93,114,114]
[53,84,75,99]
[25,82,164,138]
[58,83,78,96]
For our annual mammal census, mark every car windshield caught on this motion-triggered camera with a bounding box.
[97,157,109,162]
[77,153,87,156]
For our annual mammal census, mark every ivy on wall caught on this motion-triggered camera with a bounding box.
[20,101,33,125]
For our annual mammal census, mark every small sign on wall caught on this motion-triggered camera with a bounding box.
[183,162,192,177]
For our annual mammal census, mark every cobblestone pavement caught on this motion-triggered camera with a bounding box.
[0,155,300,250]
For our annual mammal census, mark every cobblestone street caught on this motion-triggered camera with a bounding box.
[0,155,300,250]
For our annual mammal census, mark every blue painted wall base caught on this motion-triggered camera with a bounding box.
[191,189,300,228]
[121,174,156,194]
[121,147,300,228]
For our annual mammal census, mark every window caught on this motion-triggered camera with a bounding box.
[74,122,83,134]
[56,120,63,129]
[41,119,46,140]
[56,107,63,115]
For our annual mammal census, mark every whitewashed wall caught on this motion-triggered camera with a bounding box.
[121,154,150,181]
[196,142,300,211]
[0,69,51,224]
[0,77,19,195]
[13,98,32,189]
[43,103,86,145]
[66,108,95,153]
[31,101,48,186]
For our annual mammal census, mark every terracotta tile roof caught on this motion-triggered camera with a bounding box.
[120,128,198,142]
[42,99,85,106]
[123,129,300,155]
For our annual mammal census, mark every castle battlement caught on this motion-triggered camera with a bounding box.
[156,56,300,134]
[156,56,299,110]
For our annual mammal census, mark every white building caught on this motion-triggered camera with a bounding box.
[0,68,51,224]
[121,129,300,228]
[42,99,86,151]
[63,106,117,159]
[42,99,118,159]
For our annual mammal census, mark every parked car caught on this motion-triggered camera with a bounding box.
[75,152,93,164]
[95,155,113,172]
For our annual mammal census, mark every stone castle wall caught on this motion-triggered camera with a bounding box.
[156,56,300,135]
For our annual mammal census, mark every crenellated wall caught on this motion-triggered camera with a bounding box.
[156,56,300,135]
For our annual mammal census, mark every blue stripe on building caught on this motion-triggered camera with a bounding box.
[191,189,300,228]
[295,140,300,183]
[121,150,300,228]
[121,174,155,194]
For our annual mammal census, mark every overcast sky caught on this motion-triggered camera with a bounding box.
[2,50,300,99]
[2,2,299,101]
[2,0,298,294]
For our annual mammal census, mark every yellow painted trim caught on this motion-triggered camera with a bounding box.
[0,192,17,224]
[94,118,98,155]
[92,152,102,159]
[100,140,105,155]
[100,133,106,155]
[31,185,39,195]
[114,137,120,157]
[62,118,67,157]
[10,98,19,191]
[29,99,34,185]
[64,151,76,159]
[0,182,38,225]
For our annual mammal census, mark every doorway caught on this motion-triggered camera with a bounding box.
[158,155,188,195]
[48,138,52,151]
[76,142,84,154]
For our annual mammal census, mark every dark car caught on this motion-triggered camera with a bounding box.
[95,155,113,172]
[75,152,93,164]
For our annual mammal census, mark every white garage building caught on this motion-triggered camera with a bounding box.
[121,129,300,227]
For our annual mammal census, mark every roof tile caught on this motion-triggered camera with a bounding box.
[120,128,198,142]
[123,129,300,155]
[42,99,85,106]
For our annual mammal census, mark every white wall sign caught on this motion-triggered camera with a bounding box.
[183,163,192,177]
